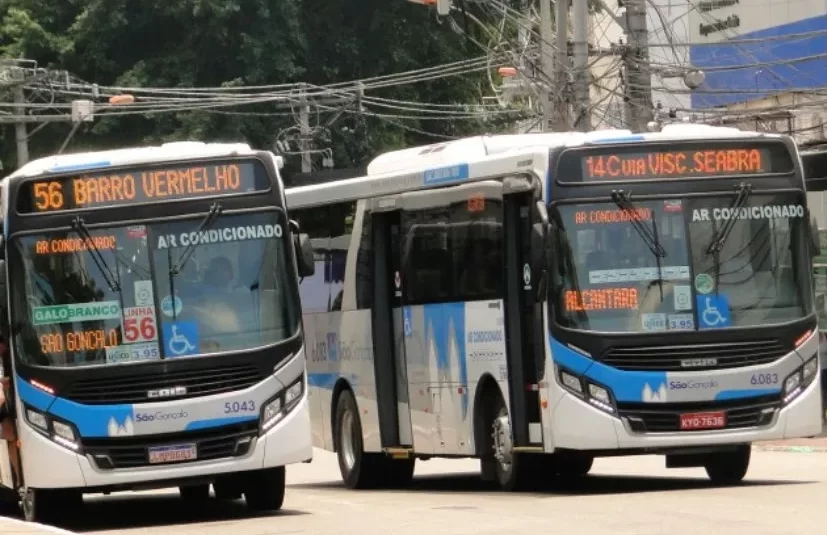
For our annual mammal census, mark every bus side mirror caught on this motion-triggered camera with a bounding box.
[0,259,6,311]
[810,216,821,257]
[295,233,315,278]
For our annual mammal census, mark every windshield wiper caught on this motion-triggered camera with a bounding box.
[71,216,121,292]
[705,182,752,292]
[706,182,752,255]
[170,202,224,276]
[611,190,667,300]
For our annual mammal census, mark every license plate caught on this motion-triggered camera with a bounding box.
[148,443,197,464]
[679,411,726,430]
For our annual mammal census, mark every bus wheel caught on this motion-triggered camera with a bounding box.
[244,467,285,512]
[491,398,532,492]
[180,484,210,501]
[213,480,243,500]
[20,488,73,523]
[556,453,594,479]
[335,389,383,489]
[704,445,751,485]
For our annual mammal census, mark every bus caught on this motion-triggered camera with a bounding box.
[286,124,823,492]
[0,141,315,522]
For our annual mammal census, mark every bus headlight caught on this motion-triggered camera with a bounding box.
[555,366,616,414]
[783,355,818,405]
[24,406,81,452]
[260,374,305,434]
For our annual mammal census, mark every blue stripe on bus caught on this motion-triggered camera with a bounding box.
[185,416,258,431]
[49,160,111,173]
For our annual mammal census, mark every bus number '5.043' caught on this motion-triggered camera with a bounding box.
[224,401,256,414]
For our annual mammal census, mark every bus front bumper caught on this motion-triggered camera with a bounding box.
[548,372,822,452]
[18,395,312,490]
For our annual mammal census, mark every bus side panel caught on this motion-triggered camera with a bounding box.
[307,309,382,453]
[464,299,510,456]
[304,313,329,450]
[403,300,510,456]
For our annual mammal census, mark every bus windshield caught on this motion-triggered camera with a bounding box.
[11,210,299,367]
[551,192,812,334]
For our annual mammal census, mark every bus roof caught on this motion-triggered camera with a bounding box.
[286,124,790,210]
[4,141,281,182]
[366,124,784,177]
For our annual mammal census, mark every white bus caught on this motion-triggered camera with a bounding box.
[287,125,823,491]
[0,142,315,522]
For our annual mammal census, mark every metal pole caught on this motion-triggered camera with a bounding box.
[623,0,654,132]
[299,91,312,173]
[13,84,29,167]
[539,0,556,132]
[553,0,571,131]
[572,0,590,132]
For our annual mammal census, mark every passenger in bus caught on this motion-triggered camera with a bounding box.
[204,256,235,292]
[0,340,21,488]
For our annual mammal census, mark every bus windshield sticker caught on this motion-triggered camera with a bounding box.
[690,204,805,222]
[588,266,689,284]
[162,320,200,358]
[641,313,667,332]
[32,301,122,325]
[697,294,732,329]
[694,273,714,294]
[668,313,695,330]
[121,306,159,344]
[161,295,184,317]
[127,225,147,239]
[105,342,161,364]
[155,223,283,249]
[21,160,269,213]
[673,285,693,311]
[134,280,154,307]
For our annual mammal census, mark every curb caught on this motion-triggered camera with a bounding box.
[0,517,77,535]
[754,444,827,453]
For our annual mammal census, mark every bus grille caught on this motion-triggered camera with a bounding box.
[617,395,781,433]
[62,364,265,405]
[82,422,259,470]
[601,340,787,371]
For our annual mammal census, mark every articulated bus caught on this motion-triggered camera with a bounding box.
[286,124,823,492]
[0,142,315,522]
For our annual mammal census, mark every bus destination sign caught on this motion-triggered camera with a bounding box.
[19,159,269,213]
[556,141,794,183]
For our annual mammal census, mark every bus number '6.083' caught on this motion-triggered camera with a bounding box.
[224,401,256,414]
[750,373,778,385]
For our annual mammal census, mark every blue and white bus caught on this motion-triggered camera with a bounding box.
[287,124,823,491]
[0,142,315,521]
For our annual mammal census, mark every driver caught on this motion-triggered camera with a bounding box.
[204,256,234,291]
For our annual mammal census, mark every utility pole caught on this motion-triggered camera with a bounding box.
[622,0,654,132]
[299,90,312,173]
[551,0,570,131]
[572,0,591,131]
[539,0,559,132]
[12,84,29,166]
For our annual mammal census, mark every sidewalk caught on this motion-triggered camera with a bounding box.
[0,517,77,535]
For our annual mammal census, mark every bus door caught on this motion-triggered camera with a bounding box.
[369,202,414,451]
[501,183,545,450]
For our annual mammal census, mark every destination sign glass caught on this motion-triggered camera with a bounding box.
[555,141,795,183]
[17,159,271,213]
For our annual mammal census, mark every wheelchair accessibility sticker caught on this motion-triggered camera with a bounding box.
[696,294,731,329]
[162,320,200,357]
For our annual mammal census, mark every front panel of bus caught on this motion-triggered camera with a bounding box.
[4,154,310,488]
[544,137,823,449]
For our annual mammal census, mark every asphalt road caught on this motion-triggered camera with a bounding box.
[3,447,826,535]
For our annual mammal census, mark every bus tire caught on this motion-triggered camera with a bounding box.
[244,466,285,512]
[556,453,594,478]
[704,445,751,485]
[334,389,383,489]
[180,484,210,501]
[21,488,79,523]
[213,480,243,500]
[490,396,533,492]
